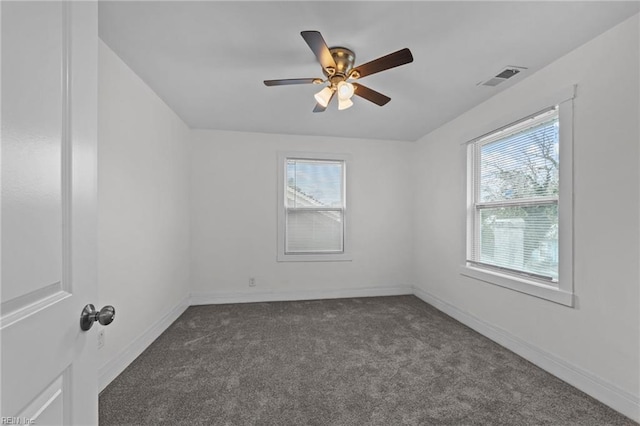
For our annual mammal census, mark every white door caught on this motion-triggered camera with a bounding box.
[1,1,99,424]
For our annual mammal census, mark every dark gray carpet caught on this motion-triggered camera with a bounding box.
[99,296,636,425]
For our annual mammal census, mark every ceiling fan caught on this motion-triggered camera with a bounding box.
[264,31,414,112]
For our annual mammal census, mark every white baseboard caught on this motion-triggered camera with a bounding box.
[412,286,640,423]
[190,285,412,306]
[98,294,189,392]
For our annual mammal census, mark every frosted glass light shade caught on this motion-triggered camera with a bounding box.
[338,97,353,110]
[337,81,354,100]
[314,87,334,107]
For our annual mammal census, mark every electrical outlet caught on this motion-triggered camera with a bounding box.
[249,277,256,287]
[98,329,105,349]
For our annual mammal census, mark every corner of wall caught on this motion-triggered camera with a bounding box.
[98,40,193,390]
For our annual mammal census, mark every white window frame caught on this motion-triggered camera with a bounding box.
[277,151,352,262]
[461,86,575,306]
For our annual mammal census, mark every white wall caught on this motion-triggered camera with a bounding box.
[97,41,191,389]
[413,14,639,418]
[189,130,414,303]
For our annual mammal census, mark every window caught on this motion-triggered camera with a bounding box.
[469,108,559,279]
[277,152,351,262]
[462,87,574,306]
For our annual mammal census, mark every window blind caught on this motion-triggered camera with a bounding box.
[285,158,345,254]
[468,108,560,281]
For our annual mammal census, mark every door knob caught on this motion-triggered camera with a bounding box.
[80,304,116,331]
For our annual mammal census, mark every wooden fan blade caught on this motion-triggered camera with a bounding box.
[313,103,327,113]
[313,92,335,113]
[352,83,391,106]
[264,78,319,86]
[301,31,336,71]
[352,48,413,79]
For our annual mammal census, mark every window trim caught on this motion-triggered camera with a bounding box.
[277,151,352,262]
[460,86,575,306]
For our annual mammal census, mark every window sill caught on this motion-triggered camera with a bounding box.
[460,264,573,307]
[277,253,352,262]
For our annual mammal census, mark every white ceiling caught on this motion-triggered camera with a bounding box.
[98,1,639,142]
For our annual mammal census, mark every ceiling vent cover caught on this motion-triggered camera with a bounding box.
[479,66,527,87]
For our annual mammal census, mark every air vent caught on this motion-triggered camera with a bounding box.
[478,66,527,87]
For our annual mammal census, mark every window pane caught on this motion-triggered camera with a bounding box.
[286,159,343,208]
[480,115,559,202]
[286,210,343,253]
[478,204,558,280]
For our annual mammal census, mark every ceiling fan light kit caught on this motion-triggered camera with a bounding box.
[264,30,413,112]
[336,81,355,110]
[314,86,334,108]
[337,81,355,100]
[338,97,354,111]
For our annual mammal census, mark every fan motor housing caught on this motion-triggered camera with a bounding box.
[323,47,355,79]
